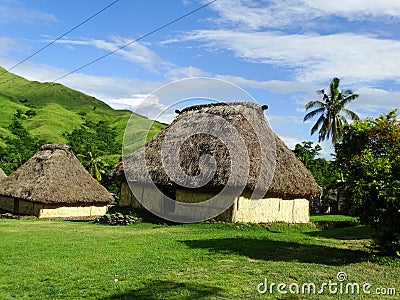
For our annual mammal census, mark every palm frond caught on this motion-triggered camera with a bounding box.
[303,107,325,122]
[330,78,340,98]
[318,124,329,142]
[342,88,355,95]
[305,100,325,110]
[341,93,359,106]
[310,114,325,135]
[341,108,360,120]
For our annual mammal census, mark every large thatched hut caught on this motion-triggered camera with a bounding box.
[112,102,322,223]
[0,168,6,182]
[0,144,113,219]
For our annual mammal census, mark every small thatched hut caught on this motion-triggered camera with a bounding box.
[0,144,113,219]
[112,102,322,223]
[0,168,6,182]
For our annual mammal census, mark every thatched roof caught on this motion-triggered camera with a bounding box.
[112,102,322,199]
[0,168,6,181]
[0,144,114,204]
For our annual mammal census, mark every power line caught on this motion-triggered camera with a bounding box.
[53,0,217,83]
[0,0,121,77]
[17,0,217,98]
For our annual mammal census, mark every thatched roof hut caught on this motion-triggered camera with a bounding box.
[112,102,322,223]
[112,102,321,197]
[0,144,113,218]
[0,168,6,182]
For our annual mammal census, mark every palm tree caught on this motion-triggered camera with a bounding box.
[303,77,359,144]
[78,147,108,182]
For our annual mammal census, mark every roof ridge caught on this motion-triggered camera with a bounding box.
[40,144,71,152]
[179,101,261,114]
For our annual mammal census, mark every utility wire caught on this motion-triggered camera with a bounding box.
[0,0,121,77]
[53,0,217,83]
[16,0,217,98]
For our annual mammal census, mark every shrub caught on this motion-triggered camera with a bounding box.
[336,110,400,255]
[25,109,36,117]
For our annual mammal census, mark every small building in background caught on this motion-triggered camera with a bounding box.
[0,144,113,219]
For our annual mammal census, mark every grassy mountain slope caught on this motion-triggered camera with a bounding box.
[0,66,165,150]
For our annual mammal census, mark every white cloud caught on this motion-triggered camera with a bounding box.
[215,75,318,93]
[53,36,213,78]
[165,66,209,80]
[107,94,150,111]
[185,30,400,83]
[0,37,20,55]
[296,107,306,113]
[317,140,336,159]
[107,94,169,120]
[0,5,57,24]
[132,94,169,122]
[158,38,182,46]
[304,0,400,19]
[268,115,303,125]
[206,0,400,29]
[350,86,400,111]
[61,75,164,106]
[207,0,317,29]
[109,93,175,124]
[0,58,65,80]
[279,135,302,150]
[54,36,166,73]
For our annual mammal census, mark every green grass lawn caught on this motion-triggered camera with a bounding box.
[0,217,398,299]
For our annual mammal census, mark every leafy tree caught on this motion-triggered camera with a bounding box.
[0,116,46,174]
[336,110,400,254]
[63,119,119,155]
[78,147,108,182]
[293,141,321,169]
[293,141,339,192]
[8,117,28,139]
[63,119,120,193]
[304,78,359,144]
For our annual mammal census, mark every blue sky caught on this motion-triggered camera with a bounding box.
[1,0,400,158]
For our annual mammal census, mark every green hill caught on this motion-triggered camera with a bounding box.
[0,66,165,150]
